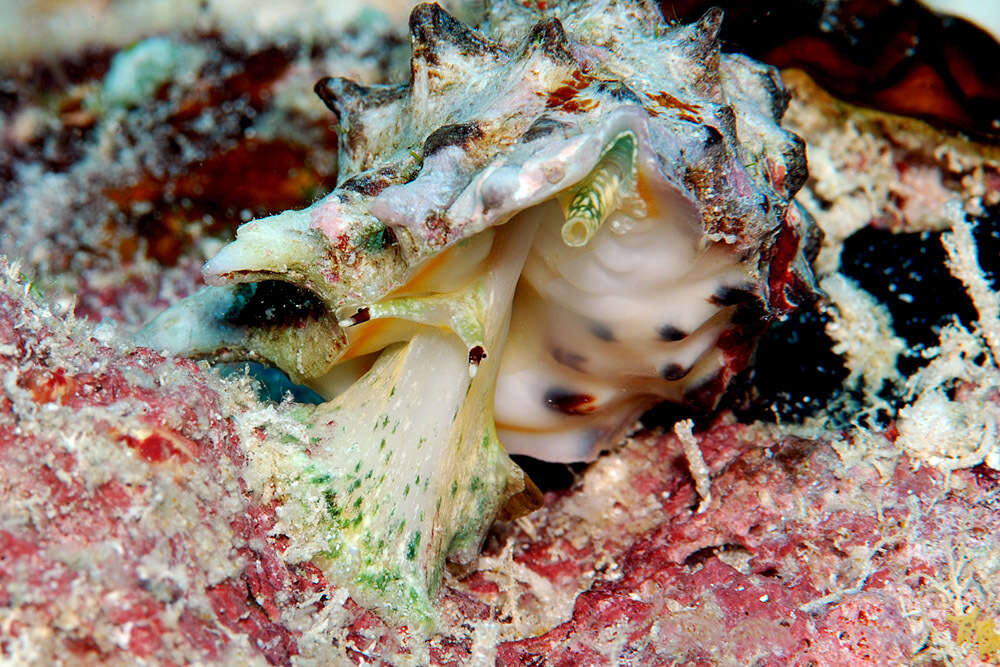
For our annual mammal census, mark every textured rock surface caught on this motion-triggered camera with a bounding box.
[3,1,1000,664]
[0,276,287,664]
[4,275,1000,664]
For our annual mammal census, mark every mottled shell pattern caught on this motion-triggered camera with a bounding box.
[147,0,815,461]
[148,0,813,460]
[141,0,817,622]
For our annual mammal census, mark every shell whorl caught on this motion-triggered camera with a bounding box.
[309,1,807,277]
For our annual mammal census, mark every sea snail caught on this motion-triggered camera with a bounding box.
[141,0,818,625]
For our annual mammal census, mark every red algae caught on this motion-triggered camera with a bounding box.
[2,2,1000,664]
[2,305,999,667]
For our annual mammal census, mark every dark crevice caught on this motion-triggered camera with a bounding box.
[223,280,327,329]
[510,455,587,494]
[640,401,702,432]
[728,208,1000,426]
[683,544,747,569]
[727,303,848,424]
[839,225,977,375]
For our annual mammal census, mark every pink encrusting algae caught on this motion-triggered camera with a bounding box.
[4,274,1000,664]
[3,0,1000,664]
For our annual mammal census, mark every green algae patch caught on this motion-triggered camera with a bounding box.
[235,221,541,629]
[241,330,526,628]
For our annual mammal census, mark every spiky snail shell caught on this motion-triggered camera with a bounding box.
[139,0,818,624]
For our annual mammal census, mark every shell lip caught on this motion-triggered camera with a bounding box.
[370,107,704,250]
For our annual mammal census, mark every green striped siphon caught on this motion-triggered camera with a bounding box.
[560,130,637,247]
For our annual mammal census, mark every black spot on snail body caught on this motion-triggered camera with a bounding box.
[422,122,485,157]
[711,286,757,307]
[711,287,767,327]
[657,324,687,342]
[661,363,688,381]
[543,389,597,415]
[346,307,371,326]
[223,281,326,328]
[589,321,615,341]
[552,347,587,372]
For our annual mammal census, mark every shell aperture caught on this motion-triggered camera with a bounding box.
[138,0,818,626]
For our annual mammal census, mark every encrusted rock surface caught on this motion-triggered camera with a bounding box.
[0,276,294,664]
[4,1,1000,664]
[3,273,1000,664]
